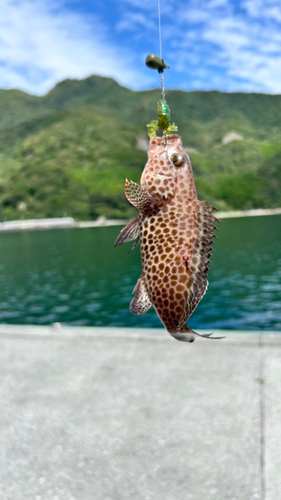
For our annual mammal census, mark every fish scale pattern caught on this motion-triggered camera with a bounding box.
[139,197,218,338]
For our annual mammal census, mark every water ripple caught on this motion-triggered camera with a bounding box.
[0,216,280,330]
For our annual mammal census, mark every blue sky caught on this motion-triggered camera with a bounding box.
[1,0,281,95]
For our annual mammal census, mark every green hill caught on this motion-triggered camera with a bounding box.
[0,75,280,220]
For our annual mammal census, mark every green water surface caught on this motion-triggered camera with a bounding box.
[0,214,280,330]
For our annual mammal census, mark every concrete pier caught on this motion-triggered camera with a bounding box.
[0,325,280,500]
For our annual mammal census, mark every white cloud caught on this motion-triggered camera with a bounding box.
[200,12,281,92]
[1,0,281,95]
[120,0,173,15]
[116,12,156,32]
[163,0,281,93]
[242,0,281,21]
[0,0,149,95]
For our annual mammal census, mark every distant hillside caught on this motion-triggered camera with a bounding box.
[0,75,280,220]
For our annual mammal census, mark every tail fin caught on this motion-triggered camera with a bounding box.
[168,324,225,343]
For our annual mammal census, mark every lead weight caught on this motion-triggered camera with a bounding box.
[145,54,170,73]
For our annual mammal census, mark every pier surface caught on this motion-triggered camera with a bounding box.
[0,325,280,500]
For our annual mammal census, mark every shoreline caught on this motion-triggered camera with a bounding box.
[0,207,280,233]
[77,207,281,227]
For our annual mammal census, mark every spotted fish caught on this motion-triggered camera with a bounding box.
[115,134,222,343]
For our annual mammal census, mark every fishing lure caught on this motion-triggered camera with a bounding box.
[147,99,178,138]
[115,55,222,343]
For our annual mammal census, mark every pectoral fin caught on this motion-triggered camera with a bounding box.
[130,276,152,315]
[125,179,161,214]
[114,217,140,247]
[128,236,140,253]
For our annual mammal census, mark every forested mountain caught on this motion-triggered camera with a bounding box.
[0,75,280,220]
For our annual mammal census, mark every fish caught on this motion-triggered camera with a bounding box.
[115,133,222,343]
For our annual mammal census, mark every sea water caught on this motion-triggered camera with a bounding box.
[0,215,280,331]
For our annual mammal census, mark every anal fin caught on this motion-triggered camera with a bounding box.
[130,276,152,315]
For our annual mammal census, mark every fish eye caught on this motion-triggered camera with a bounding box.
[172,154,185,167]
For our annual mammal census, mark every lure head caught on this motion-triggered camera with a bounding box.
[141,134,197,201]
[146,99,178,137]
[157,100,170,132]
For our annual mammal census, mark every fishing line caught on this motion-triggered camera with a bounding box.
[158,0,162,60]
[157,0,166,101]
[145,2,176,144]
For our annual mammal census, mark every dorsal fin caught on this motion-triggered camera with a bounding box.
[178,200,220,329]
